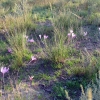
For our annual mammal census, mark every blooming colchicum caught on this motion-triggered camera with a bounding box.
[24,35,28,39]
[1,67,9,75]
[29,75,34,81]
[31,56,37,61]
[98,27,100,31]
[39,35,42,39]
[83,32,87,36]
[28,38,35,43]
[28,56,37,64]
[7,47,12,53]
[44,35,48,39]
[68,30,76,39]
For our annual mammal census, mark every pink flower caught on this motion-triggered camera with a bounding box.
[7,47,12,53]
[72,33,76,38]
[70,30,73,33]
[44,35,48,39]
[1,67,9,75]
[29,75,34,81]
[28,38,34,43]
[68,33,71,36]
[31,56,37,61]
[24,35,28,39]
[28,56,37,64]
[68,29,76,39]
[83,32,87,36]
[39,35,41,39]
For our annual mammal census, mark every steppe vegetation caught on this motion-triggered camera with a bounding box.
[0,0,100,100]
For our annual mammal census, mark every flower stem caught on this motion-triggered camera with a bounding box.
[2,74,5,95]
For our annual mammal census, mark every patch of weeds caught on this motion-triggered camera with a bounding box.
[54,11,82,31]
[1,0,15,13]
[54,70,62,77]
[42,73,54,81]
[52,77,89,100]
[7,31,32,70]
[1,0,35,33]
[34,72,56,81]
[34,73,43,80]
[85,13,100,25]
[37,94,44,100]
[52,85,66,100]
[67,62,98,79]
[0,41,7,51]
[65,79,88,90]
[33,48,42,54]
[0,55,13,64]
[19,74,25,81]
[66,58,81,67]
[35,25,53,37]
[4,14,35,33]
[80,70,100,100]
[17,79,22,85]
[66,49,99,80]
[32,6,53,20]
[5,84,13,92]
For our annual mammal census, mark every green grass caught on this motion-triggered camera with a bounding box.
[0,0,100,100]
[52,77,89,100]
[6,31,32,69]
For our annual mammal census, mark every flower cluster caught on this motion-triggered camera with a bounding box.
[39,34,48,39]
[68,30,76,39]
[44,35,48,39]
[27,38,34,43]
[24,34,48,44]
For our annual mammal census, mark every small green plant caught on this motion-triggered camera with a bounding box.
[0,40,7,51]
[52,85,66,100]
[1,0,15,11]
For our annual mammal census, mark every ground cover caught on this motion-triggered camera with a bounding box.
[0,0,100,100]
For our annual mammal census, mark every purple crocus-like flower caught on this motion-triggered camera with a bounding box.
[7,47,12,53]
[67,30,76,39]
[29,75,34,81]
[31,56,37,61]
[39,35,41,39]
[68,33,71,36]
[98,27,100,31]
[44,35,48,39]
[28,38,34,43]
[70,30,73,33]
[24,35,28,39]
[28,56,37,64]
[1,67,9,75]
[72,33,76,38]
[83,32,87,36]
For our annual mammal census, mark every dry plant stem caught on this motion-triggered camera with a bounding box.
[29,80,32,86]
[28,60,32,64]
